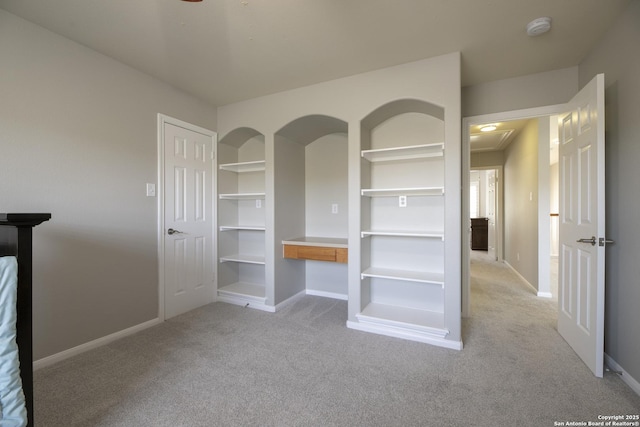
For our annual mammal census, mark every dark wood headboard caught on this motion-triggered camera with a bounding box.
[0,213,51,427]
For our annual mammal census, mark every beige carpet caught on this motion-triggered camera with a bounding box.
[33,256,640,426]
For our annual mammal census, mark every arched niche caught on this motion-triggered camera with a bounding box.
[355,98,449,345]
[361,98,444,131]
[217,126,267,308]
[273,114,349,302]
[218,127,264,149]
[275,114,348,146]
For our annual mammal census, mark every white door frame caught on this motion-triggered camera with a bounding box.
[462,104,565,317]
[469,166,503,261]
[157,114,217,321]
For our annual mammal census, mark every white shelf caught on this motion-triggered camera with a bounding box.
[220,225,266,231]
[218,282,266,303]
[219,192,266,200]
[361,267,444,287]
[282,236,348,248]
[356,302,447,337]
[219,254,265,265]
[361,230,444,239]
[361,143,444,162]
[219,160,266,173]
[361,187,444,197]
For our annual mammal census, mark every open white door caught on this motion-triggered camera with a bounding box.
[162,118,216,319]
[557,74,607,377]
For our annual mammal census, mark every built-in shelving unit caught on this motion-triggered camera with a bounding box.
[215,56,462,349]
[217,129,269,310]
[348,101,456,348]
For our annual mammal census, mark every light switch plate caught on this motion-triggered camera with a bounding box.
[146,183,156,197]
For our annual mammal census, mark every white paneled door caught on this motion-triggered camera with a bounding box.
[163,119,216,319]
[557,74,607,377]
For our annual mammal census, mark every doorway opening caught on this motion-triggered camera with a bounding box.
[469,167,501,262]
[463,75,607,377]
[462,104,565,317]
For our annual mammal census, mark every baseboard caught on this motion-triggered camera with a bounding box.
[274,290,307,311]
[305,289,348,301]
[346,320,463,351]
[537,291,553,298]
[604,353,640,397]
[217,295,276,312]
[503,260,539,295]
[34,317,162,370]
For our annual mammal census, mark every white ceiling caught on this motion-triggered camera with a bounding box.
[470,119,532,152]
[0,0,629,107]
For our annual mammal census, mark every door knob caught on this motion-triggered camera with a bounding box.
[576,236,597,246]
[167,228,184,235]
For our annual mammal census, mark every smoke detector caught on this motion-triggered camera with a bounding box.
[526,17,552,37]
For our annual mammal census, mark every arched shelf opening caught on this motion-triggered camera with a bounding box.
[275,114,348,146]
[218,127,264,148]
[217,127,268,309]
[354,98,450,345]
[361,99,444,131]
[274,114,350,302]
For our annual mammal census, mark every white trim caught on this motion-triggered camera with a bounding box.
[216,295,276,312]
[604,353,640,397]
[346,320,463,350]
[216,289,307,313]
[506,262,555,300]
[157,116,165,321]
[157,114,217,321]
[34,318,162,370]
[274,290,307,311]
[503,260,538,295]
[305,289,348,301]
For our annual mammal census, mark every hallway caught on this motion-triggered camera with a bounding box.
[463,250,640,421]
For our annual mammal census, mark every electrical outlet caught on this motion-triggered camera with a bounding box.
[256,199,262,208]
[399,195,407,208]
[331,203,338,214]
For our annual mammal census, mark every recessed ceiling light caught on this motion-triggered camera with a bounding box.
[480,125,497,132]
[527,17,552,37]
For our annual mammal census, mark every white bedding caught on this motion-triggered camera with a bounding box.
[0,256,27,427]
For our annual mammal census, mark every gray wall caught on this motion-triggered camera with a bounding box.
[503,120,539,289]
[578,0,640,382]
[462,67,578,117]
[470,151,504,169]
[0,10,217,359]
